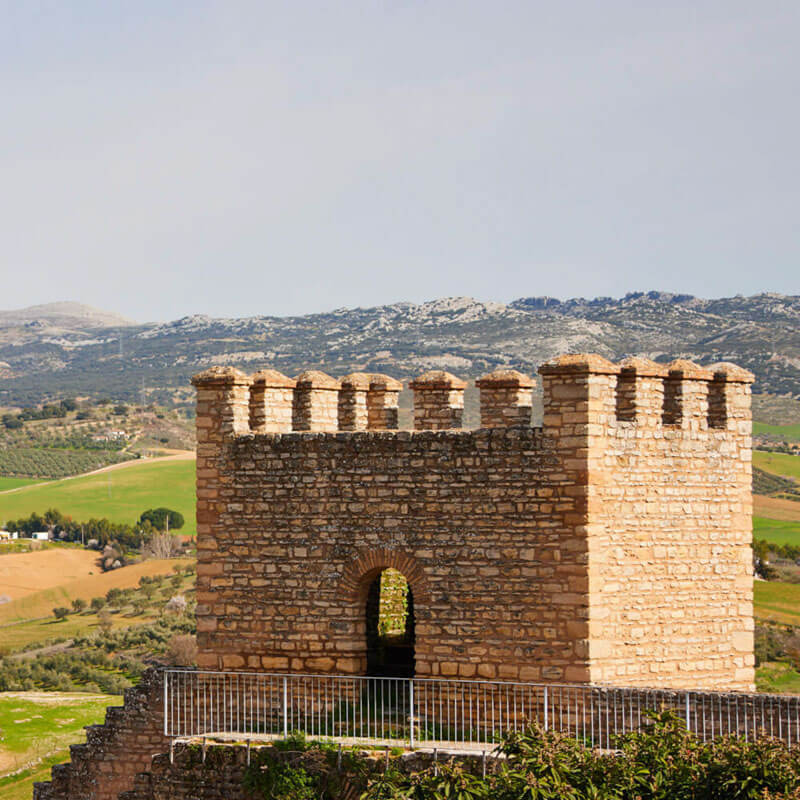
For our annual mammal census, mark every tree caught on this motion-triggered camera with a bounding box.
[138,508,184,531]
[106,587,123,606]
[131,599,147,615]
[142,531,181,560]
[97,609,113,635]
[167,634,198,667]
[53,607,70,621]
[90,596,106,612]
[71,597,87,613]
[165,595,187,615]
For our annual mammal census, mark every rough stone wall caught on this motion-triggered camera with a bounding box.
[195,425,590,682]
[33,669,168,800]
[476,370,534,428]
[118,746,250,800]
[193,355,754,691]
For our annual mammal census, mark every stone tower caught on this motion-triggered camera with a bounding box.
[191,355,754,691]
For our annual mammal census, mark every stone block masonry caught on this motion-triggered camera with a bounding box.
[192,355,755,691]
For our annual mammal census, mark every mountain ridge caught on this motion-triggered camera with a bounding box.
[0,292,797,407]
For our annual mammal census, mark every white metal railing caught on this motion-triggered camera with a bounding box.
[163,669,800,750]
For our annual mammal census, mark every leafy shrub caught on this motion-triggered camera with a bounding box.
[0,649,133,694]
[244,756,317,800]
[359,712,800,800]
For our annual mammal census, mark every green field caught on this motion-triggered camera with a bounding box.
[0,459,196,532]
[753,450,800,480]
[754,580,800,626]
[0,748,70,800]
[0,693,118,796]
[753,516,800,546]
[755,661,800,694]
[754,422,800,442]
[0,477,41,492]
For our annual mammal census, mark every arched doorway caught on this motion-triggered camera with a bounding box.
[364,568,415,677]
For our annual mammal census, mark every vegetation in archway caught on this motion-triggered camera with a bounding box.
[377,568,410,636]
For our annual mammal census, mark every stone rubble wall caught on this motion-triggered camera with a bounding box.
[33,669,168,800]
[118,742,485,800]
[117,746,250,800]
[195,425,590,682]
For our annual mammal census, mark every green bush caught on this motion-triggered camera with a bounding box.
[0,649,135,694]
[243,713,800,800]
[244,756,317,800]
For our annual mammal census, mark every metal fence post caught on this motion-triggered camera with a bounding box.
[163,670,168,737]
[544,685,549,731]
[409,679,415,749]
[685,692,691,732]
[283,676,289,738]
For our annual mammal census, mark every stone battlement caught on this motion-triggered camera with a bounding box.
[191,354,753,438]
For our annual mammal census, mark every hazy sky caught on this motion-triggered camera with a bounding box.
[1,2,798,322]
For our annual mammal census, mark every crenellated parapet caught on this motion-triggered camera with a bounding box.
[538,353,753,433]
[250,369,295,432]
[293,370,341,431]
[190,355,753,441]
[366,373,402,430]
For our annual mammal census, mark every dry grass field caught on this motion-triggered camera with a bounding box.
[0,548,99,602]
[754,494,800,522]
[0,555,193,626]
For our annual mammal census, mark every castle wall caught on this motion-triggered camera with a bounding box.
[195,426,592,683]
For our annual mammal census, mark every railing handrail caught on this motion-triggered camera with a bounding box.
[161,668,798,701]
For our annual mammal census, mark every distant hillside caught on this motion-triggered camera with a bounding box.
[0,292,798,409]
[0,301,136,330]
